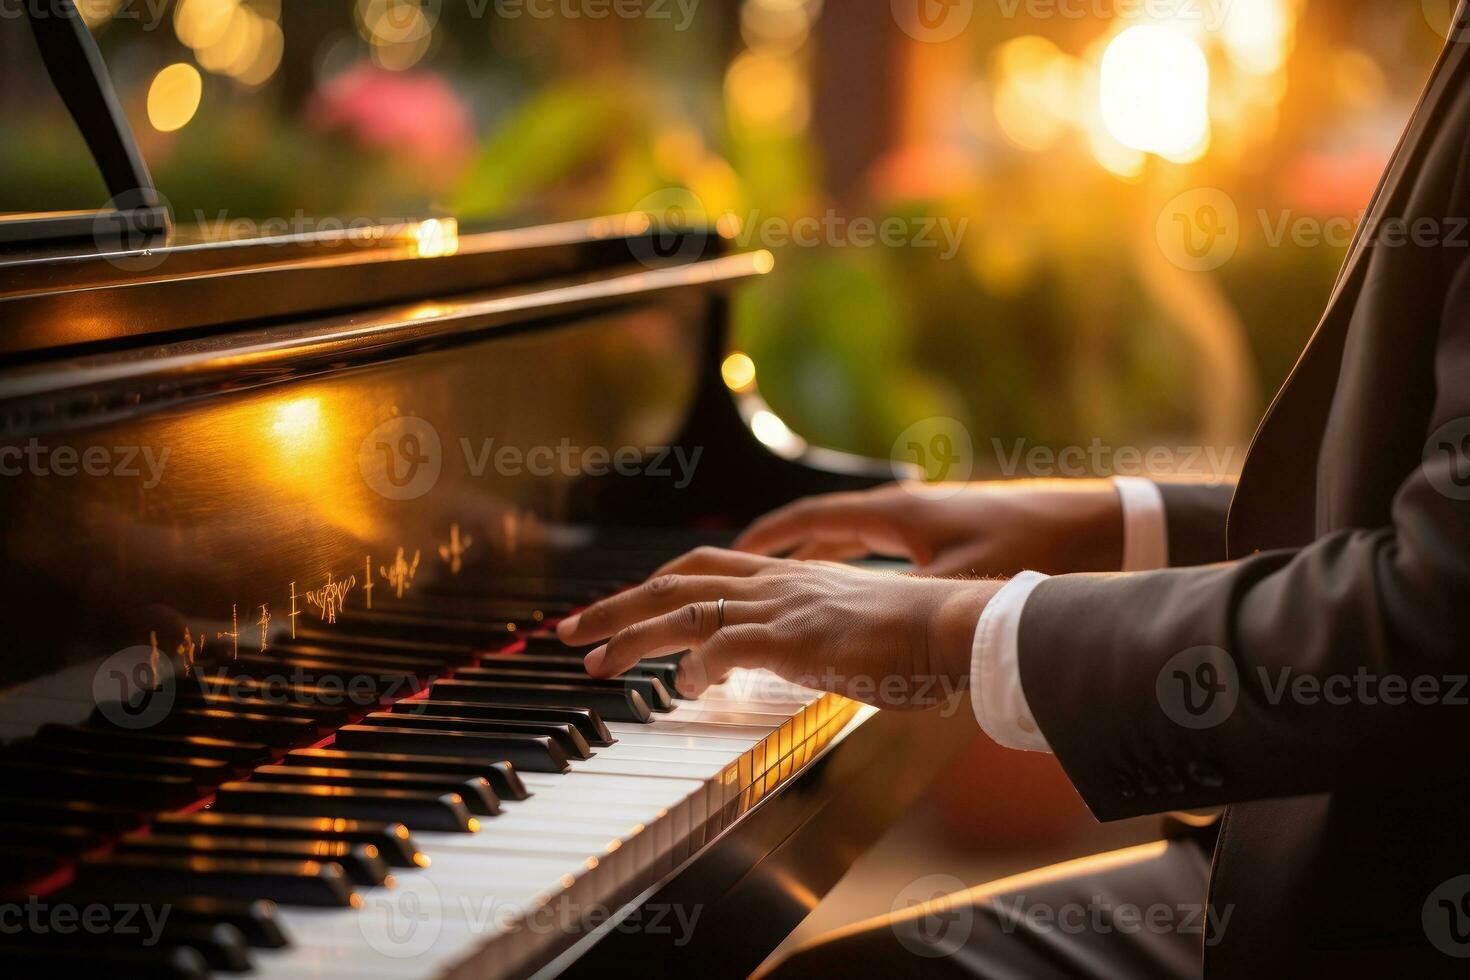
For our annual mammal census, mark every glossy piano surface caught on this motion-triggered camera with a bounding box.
[0,218,972,979]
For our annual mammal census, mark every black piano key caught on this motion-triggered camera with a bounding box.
[393,595,574,625]
[34,723,272,768]
[195,672,381,710]
[358,711,592,761]
[484,652,689,699]
[74,853,357,907]
[0,761,199,810]
[216,655,425,697]
[0,845,64,882]
[333,724,570,772]
[171,688,350,729]
[431,678,653,724]
[282,748,529,801]
[0,943,209,978]
[169,923,255,973]
[455,666,674,712]
[213,781,479,833]
[117,834,393,886]
[156,897,291,949]
[151,812,424,868]
[290,627,481,663]
[326,608,514,645]
[252,764,501,816]
[520,635,595,655]
[87,705,319,747]
[0,796,145,833]
[0,920,256,974]
[54,891,292,949]
[0,822,102,855]
[15,743,237,784]
[391,699,613,746]
[268,643,458,672]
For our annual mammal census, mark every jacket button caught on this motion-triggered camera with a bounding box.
[1188,761,1224,787]
[1115,772,1137,799]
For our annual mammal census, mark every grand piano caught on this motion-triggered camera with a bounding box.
[0,6,976,977]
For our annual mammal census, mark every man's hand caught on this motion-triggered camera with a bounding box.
[734,480,1126,576]
[557,547,1001,708]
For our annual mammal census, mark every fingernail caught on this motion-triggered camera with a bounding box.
[584,645,608,675]
[557,614,580,639]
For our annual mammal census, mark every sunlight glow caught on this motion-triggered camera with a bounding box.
[1099,26,1210,163]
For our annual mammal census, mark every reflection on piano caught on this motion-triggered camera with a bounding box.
[0,5,976,976]
[0,213,982,978]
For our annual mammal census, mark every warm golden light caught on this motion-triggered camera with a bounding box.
[751,409,797,450]
[992,36,1080,152]
[1099,26,1210,163]
[147,63,203,133]
[1221,0,1295,76]
[174,0,236,50]
[409,218,460,259]
[359,0,435,71]
[725,50,810,135]
[721,352,757,391]
[269,397,324,447]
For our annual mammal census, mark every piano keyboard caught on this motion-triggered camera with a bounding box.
[0,561,862,979]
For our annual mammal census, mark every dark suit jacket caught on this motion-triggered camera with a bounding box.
[1018,18,1470,978]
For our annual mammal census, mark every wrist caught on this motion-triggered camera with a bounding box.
[928,579,1005,695]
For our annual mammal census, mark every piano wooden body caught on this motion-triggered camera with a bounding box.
[0,218,974,978]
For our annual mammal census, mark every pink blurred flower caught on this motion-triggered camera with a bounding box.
[309,64,474,183]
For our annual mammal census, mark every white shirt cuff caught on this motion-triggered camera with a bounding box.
[1112,476,1169,571]
[971,570,1052,752]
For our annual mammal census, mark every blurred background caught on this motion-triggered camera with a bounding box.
[0,0,1455,943]
[0,0,1451,472]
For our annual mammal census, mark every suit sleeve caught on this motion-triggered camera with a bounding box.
[1017,261,1470,823]
[1155,480,1235,567]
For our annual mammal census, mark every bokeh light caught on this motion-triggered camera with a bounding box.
[1099,26,1211,163]
[146,62,203,133]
